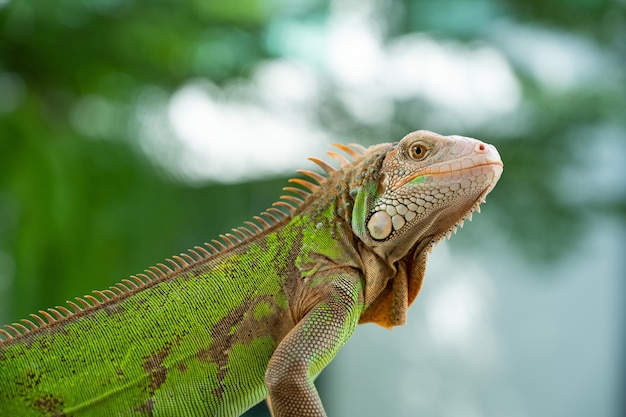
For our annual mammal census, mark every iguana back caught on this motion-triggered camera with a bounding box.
[0,130,503,417]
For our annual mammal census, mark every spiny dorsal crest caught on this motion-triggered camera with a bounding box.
[0,142,367,343]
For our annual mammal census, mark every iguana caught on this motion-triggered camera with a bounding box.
[0,130,503,417]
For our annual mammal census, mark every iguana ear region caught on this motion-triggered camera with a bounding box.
[351,180,378,241]
[367,211,393,240]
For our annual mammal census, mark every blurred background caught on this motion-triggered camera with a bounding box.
[0,0,624,416]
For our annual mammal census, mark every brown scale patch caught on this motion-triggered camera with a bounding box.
[276,230,304,322]
[30,393,64,416]
[140,334,184,395]
[142,344,171,392]
[196,347,210,362]
[203,302,248,397]
[17,370,42,389]
[134,398,155,417]
[206,294,294,399]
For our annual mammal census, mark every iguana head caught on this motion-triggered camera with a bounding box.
[352,130,503,261]
[349,130,503,327]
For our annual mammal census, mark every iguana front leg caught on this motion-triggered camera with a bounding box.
[265,272,364,417]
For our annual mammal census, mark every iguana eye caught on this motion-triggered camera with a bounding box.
[409,143,428,161]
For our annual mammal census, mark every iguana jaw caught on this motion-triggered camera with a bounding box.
[379,182,496,264]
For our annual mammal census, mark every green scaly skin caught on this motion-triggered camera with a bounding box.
[0,130,503,417]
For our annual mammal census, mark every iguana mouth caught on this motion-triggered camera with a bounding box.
[394,160,503,191]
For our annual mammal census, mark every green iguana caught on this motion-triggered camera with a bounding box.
[0,130,503,417]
